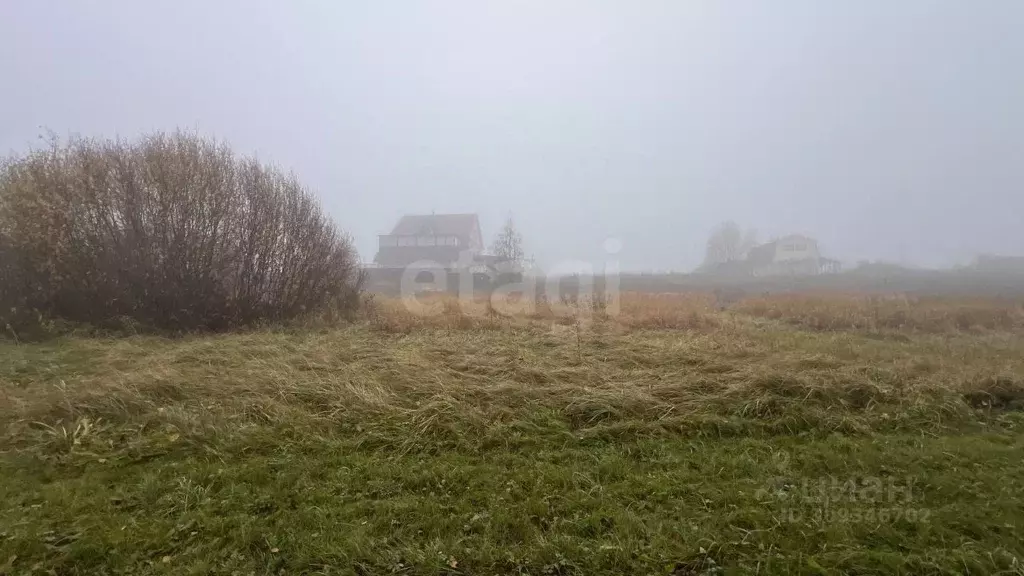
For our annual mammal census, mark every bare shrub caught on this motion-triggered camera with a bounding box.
[0,132,362,335]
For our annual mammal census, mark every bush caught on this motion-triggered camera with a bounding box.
[0,132,362,336]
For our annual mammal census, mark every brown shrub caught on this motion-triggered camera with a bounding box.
[0,132,362,336]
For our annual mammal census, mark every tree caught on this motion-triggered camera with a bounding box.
[740,227,759,256]
[491,215,525,264]
[704,221,743,265]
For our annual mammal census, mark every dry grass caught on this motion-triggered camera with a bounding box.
[4,291,1022,445]
[362,290,1024,336]
[4,293,1023,441]
[363,291,722,333]
[616,291,720,330]
[735,292,1024,333]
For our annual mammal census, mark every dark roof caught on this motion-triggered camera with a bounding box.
[389,214,479,237]
[746,242,777,266]
[777,234,816,244]
[745,234,820,266]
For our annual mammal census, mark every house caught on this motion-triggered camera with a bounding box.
[367,213,522,295]
[745,234,840,276]
[374,213,485,269]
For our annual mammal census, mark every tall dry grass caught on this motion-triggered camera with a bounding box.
[3,287,1024,465]
[362,291,723,333]
[734,292,1024,333]
[616,291,720,329]
[360,290,1024,338]
[3,308,1022,448]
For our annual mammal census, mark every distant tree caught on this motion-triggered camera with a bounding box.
[704,221,743,265]
[491,215,525,264]
[740,228,759,256]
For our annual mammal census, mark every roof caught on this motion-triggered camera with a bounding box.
[746,241,777,266]
[746,234,819,266]
[389,214,480,237]
[777,233,816,244]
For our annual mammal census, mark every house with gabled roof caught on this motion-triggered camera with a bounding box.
[698,233,840,276]
[374,213,485,269]
[746,234,840,276]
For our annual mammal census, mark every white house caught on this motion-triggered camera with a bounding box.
[746,234,838,276]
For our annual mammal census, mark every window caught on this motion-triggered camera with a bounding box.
[379,236,397,247]
[398,236,414,247]
[417,236,435,246]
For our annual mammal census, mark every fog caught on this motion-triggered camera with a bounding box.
[2,0,1022,271]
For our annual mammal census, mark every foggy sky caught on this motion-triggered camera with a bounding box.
[2,1,1022,271]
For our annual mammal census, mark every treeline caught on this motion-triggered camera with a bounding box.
[0,132,362,337]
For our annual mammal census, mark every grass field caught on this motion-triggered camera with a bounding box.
[2,293,1024,575]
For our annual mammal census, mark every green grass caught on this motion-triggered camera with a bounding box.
[2,315,1024,575]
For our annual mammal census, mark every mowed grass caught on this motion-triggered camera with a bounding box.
[2,294,1024,575]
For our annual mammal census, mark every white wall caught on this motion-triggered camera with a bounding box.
[773,236,820,262]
